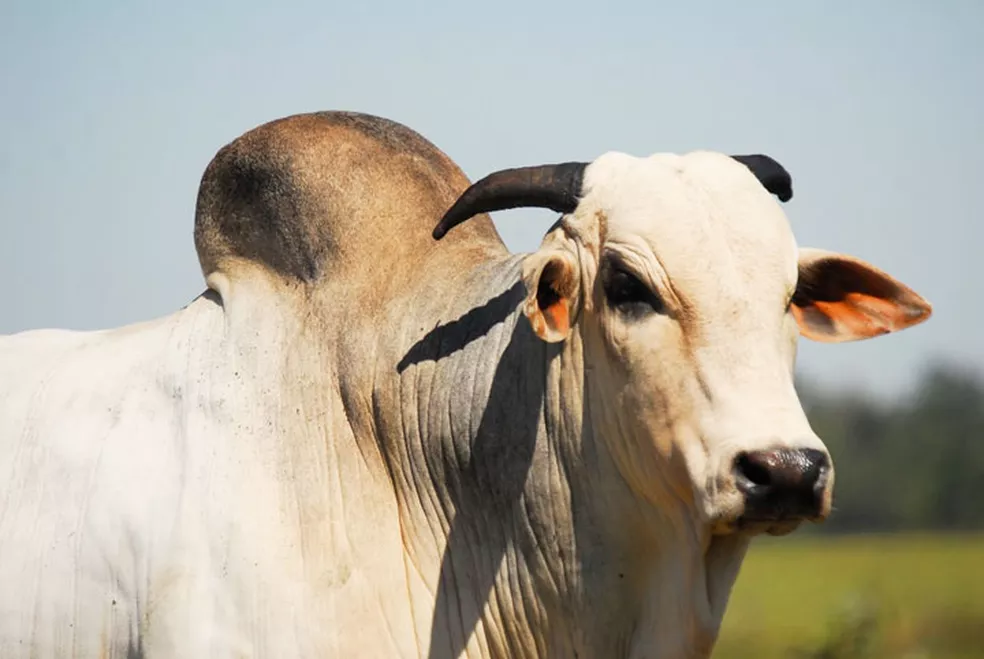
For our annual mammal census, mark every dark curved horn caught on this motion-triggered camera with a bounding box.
[432,162,588,240]
[730,154,793,202]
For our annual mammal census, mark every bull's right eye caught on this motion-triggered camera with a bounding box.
[604,268,664,317]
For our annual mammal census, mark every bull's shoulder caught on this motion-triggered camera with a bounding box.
[194,111,506,289]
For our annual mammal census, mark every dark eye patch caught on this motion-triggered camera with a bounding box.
[603,260,665,318]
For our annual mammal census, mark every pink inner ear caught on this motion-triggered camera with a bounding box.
[542,299,570,334]
[813,296,893,338]
[793,253,932,342]
[529,256,576,341]
[795,292,930,342]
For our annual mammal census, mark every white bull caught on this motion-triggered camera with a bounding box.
[0,111,931,658]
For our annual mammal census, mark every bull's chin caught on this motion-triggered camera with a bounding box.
[737,517,805,536]
[711,514,822,538]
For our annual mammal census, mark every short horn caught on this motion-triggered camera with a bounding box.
[730,154,793,202]
[432,162,588,240]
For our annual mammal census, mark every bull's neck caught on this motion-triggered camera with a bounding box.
[380,254,576,655]
[383,255,724,657]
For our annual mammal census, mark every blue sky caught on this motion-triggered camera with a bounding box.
[1,0,980,398]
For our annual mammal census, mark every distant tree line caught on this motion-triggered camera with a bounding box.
[797,361,984,533]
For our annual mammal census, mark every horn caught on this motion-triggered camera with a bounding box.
[432,162,588,240]
[730,154,793,202]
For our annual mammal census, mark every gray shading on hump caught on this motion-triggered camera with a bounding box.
[193,111,502,283]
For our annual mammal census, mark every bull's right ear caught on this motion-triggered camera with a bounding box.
[792,248,933,342]
[521,246,581,343]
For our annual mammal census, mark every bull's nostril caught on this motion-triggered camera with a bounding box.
[734,452,772,489]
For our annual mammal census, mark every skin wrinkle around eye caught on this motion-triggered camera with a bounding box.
[601,242,685,321]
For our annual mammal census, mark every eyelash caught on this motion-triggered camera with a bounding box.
[604,267,665,317]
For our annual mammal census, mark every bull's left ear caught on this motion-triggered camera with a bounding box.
[792,248,933,343]
[521,245,581,343]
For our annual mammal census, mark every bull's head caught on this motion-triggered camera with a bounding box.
[433,152,931,542]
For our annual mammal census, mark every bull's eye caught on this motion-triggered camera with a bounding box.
[604,268,663,317]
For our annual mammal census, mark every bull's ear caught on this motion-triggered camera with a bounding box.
[792,248,932,343]
[521,246,581,343]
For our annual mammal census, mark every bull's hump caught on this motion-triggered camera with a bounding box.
[193,111,504,284]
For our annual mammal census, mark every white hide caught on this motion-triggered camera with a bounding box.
[0,144,930,659]
[0,280,416,658]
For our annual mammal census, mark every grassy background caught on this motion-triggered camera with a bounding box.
[714,534,984,658]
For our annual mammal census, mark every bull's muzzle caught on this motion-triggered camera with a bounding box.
[733,447,830,528]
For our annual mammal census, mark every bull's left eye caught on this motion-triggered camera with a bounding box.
[605,268,664,317]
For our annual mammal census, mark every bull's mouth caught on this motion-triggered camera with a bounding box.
[735,503,831,536]
[708,483,832,537]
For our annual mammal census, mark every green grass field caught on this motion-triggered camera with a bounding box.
[714,533,984,659]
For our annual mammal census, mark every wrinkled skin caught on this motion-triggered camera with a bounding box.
[0,112,931,658]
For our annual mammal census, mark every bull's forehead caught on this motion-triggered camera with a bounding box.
[582,151,799,309]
